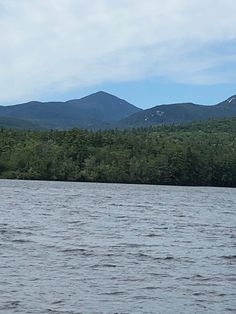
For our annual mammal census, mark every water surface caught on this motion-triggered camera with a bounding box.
[0,180,235,313]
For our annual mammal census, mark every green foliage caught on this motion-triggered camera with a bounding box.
[0,118,236,187]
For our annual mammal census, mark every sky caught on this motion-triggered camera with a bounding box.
[0,0,235,109]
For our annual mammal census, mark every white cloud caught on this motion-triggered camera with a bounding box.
[0,0,235,103]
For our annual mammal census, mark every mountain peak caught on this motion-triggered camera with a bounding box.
[0,91,141,129]
[86,90,121,99]
[94,91,111,96]
[226,96,236,104]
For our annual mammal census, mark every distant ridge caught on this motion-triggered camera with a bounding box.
[0,92,236,129]
[0,91,142,129]
[117,95,236,128]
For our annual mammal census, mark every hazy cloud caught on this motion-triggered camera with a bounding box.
[0,0,235,103]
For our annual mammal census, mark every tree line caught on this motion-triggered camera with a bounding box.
[0,118,235,187]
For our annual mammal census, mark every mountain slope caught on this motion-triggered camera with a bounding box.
[0,93,236,130]
[0,116,39,129]
[118,96,236,128]
[0,91,142,129]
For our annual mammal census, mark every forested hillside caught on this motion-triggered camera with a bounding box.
[0,118,235,187]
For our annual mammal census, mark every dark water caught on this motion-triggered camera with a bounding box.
[0,180,235,314]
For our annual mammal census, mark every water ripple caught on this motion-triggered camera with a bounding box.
[0,180,235,313]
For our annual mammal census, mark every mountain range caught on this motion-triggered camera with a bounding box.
[0,91,235,129]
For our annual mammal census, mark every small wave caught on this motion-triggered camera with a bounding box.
[136,253,176,261]
[142,286,159,290]
[101,291,125,296]
[91,264,117,268]
[0,301,21,310]
[12,239,34,243]
[0,228,8,234]
[220,255,236,260]
[51,300,64,305]
[62,248,86,252]
[61,248,93,256]
[46,309,77,314]
[145,233,159,237]
[66,220,84,224]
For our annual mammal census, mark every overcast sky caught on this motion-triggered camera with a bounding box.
[0,0,235,107]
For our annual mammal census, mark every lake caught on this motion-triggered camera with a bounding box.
[0,180,235,313]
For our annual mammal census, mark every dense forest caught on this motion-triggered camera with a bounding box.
[0,118,236,187]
